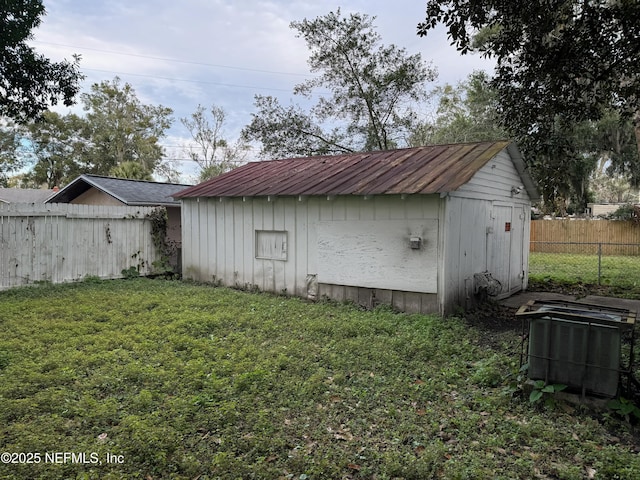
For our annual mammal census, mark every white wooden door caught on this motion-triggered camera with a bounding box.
[489,203,525,298]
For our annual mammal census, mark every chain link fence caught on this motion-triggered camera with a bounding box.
[529,242,640,288]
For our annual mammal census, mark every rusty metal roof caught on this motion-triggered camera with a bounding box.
[174,141,525,199]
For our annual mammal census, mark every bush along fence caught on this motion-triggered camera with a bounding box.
[529,241,640,287]
[0,203,164,289]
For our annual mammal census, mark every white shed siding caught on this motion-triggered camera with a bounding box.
[441,196,493,310]
[317,218,438,293]
[440,149,532,311]
[452,149,531,203]
[181,194,441,300]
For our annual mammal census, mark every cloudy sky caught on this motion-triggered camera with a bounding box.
[30,0,494,181]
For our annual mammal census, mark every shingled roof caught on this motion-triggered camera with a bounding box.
[47,175,191,206]
[0,188,55,203]
[174,141,537,199]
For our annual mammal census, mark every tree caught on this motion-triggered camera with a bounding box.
[1,0,83,122]
[110,161,154,181]
[591,159,634,204]
[417,1,640,134]
[181,104,249,181]
[243,10,437,158]
[243,95,352,159]
[410,70,506,145]
[80,77,173,177]
[417,1,640,192]
[590,111,639,185]
[22,111,88,188]
[0,121,22,186]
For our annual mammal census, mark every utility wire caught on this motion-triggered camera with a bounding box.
[31,40,314,78]
[82,68,302,93]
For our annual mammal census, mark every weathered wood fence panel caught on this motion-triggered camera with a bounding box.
[530,219,640,254]
[0,203,160,289]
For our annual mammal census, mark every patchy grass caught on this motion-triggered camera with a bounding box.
[529,251,640,289]
[0,279,638,479]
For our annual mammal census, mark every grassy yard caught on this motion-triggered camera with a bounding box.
[529,251,640,289]
[0,279,638,479]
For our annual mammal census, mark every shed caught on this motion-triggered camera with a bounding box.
[174,141,539,315]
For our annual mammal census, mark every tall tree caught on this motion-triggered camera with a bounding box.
[243,95,353,158]
[417,0,640,193]
[0,121,23,187]
[590,111,639,185]
[1,0,82,122]
[22,111,87,188]
[80,77,173,177]
[528,118,597,214]
[411,70,506,145]
[243,10,437,158]
[181,104,249,181]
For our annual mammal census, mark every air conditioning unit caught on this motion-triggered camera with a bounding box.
[516,300,636,398]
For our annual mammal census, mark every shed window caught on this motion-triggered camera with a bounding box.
[256,230,288,260]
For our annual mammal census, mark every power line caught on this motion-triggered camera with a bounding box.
[163,157,251,164]
[82,68,300,93]
[32,40,314,78]
[161,144,259,151]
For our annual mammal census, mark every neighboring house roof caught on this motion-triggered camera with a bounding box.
[174,141,538,200]
[0,188,55,204]
[47,174,192,206]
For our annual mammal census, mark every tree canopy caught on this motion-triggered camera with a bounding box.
[243,10,437,158]
[418,0,640,185]
[80,78,173,178]
[1,0,83,123]
[418,1,640,123]
[0,121,22,186]
[22,111,87,188]
[21,77,174,187]
[410,70,506,146]
[181,104,249,181]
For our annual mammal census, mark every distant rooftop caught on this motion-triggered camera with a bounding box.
[0,188,55,204]
[47,175,192,206]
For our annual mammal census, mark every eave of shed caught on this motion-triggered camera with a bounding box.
[174,141,532,199]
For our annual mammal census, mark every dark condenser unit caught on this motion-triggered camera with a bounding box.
[516,300,636,398]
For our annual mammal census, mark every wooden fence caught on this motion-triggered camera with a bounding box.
[0,203,161,289]
[530,219,640,255]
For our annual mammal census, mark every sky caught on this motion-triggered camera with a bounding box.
[30,0,495,182]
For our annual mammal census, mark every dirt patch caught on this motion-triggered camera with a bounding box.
[462,300,521,332]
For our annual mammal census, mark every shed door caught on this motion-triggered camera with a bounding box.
[489,203,526,298]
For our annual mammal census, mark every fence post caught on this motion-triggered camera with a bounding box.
[597,243,602,285]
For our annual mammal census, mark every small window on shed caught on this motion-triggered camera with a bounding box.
[256,230,288,261]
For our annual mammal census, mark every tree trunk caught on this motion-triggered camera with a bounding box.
[635,112,640,171]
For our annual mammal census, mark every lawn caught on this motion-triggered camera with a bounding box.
[0,279,638,479]
[529,251,640,288]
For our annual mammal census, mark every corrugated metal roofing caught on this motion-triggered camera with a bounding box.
[47,174,192,206]
[174,141,518,198]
